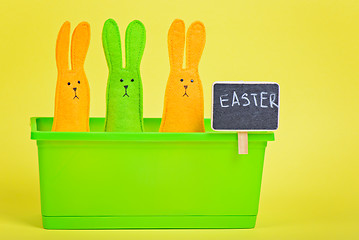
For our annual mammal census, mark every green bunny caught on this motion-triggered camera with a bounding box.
[102,19,146,132]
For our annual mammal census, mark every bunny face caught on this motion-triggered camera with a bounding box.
[108,70,140,98]
[168,69,201,98]
[103,19,146,132]
[59,71,88,100]
[52,22,90,132]
[160,20,206,132]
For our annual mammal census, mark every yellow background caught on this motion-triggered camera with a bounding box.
[1,0,359,239]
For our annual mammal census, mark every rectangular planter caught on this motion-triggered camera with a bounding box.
[30,117,274,229]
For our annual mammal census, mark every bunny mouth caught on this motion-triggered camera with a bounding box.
[183,85,189,97]
[123,85,129,97]
[73,88,79,99]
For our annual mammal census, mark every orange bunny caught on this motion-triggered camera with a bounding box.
[52,22,91,132]
[160,19,206,132]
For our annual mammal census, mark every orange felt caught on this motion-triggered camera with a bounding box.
[160,19,206,132]
[52,22,91,132]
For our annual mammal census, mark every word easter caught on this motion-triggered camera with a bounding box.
[212,82,280,131]
[219,91,278,109]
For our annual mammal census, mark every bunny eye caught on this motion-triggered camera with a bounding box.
[180,79,184,82]
[78,81,80,84]
[120,79,124,82]
[67,82,71,85]
[191,79,194,83]
[131,79,134,82]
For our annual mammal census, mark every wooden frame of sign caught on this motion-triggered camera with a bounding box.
[211,81,280,154]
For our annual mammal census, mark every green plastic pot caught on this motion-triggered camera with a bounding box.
[30,117,274,229]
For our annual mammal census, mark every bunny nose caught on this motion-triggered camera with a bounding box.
[73,87,77,91]
[124,85,128,89]
[184,85,188,89]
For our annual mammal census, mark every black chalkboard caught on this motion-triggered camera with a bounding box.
[212,82,280,131]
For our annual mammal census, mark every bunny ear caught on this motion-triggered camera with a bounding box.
[71,22,90,70]
[56,21,70,72]
[168,19,185,70]
[186,21,206,70]
[102,19,123,70]
[125,20,146,70]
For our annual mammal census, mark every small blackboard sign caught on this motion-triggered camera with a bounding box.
[212,82,280,131]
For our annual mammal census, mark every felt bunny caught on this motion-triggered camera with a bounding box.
[102,19,146,132]
[52,22,91,132]
[160,19,206,132]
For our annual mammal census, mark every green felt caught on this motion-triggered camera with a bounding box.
[102,19,146,132]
